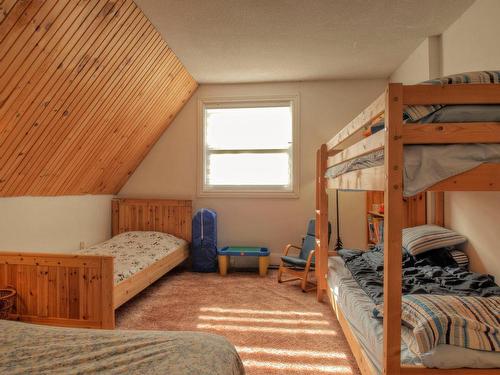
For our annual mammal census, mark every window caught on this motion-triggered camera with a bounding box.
[199,96,299,197]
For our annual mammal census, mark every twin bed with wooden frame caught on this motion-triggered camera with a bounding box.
[0,198,192,329]
[315,82,500,374]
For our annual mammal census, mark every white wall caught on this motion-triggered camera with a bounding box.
[390,35,442,84]
[390,39,430,84]
[120,80,387,265]
[389,0,500,280]
[0,195,114,252]
[440,0,500,280]
[441,0,500,74]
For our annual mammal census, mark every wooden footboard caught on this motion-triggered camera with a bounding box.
[114,243,189,308]
[0,252,114,329]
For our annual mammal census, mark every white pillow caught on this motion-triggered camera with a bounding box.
[402,225,467,256]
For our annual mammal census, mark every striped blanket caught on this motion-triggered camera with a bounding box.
[398,295,500,354]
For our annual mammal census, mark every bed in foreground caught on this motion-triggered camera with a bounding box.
[0,319,244,375]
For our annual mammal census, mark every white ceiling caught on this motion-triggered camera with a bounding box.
[134,0,474,83]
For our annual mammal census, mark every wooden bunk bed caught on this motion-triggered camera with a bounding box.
[0,198,191,329]
[315,83,500,375]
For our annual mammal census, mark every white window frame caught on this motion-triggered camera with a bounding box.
[197,95,300,198]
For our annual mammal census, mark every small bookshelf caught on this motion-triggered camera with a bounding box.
[366,191,384,248]
[366,191,427,248]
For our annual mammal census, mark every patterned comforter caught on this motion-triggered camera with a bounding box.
[339,246,500,306]
[78,231,187,284]
[400,295,500,354]
[0,320,245,375]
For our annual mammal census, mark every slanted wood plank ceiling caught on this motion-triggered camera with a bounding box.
[0,0,198,196]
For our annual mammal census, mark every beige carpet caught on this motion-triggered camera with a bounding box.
[116,269,361,375]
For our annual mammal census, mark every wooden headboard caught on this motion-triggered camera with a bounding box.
[111,199,192,242]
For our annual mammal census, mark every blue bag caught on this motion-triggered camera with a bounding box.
[191,208,218,272]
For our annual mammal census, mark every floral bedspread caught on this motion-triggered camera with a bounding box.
[0,320,245,375]
[78,231,187,285]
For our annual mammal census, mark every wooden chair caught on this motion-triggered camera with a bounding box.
[277,219,331,292]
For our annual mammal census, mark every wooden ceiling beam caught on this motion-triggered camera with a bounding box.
[103,71,197,193]
[0,0,128,195]
[70,51,181,194]
[54,39,171,195]
[0,0,197,196]
[26,15,157,195]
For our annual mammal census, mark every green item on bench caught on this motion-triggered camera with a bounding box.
[218,246,270,256]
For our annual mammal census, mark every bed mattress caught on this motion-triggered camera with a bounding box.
[77,231,187,285]
[325,144,500,196]
[325,104,500,196]
[327,256,500,372]
[0,320,244,375]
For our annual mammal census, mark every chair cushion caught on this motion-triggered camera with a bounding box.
[281,255,314,268]
[306,219,315,237]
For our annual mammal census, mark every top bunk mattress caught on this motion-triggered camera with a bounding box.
[325,143,500,196]
[77,231,188,285]
[325,78,500,196]
[325,104,500,196]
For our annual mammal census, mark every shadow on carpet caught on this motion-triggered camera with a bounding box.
[116,269,360,375]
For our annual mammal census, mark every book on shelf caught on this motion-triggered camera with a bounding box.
[368,214,384,245]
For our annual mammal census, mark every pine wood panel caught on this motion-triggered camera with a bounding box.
[112,198,192,242]
[326,92,385,150]
[403,123,500,144]
[0,252,114,328]
[0,0,197,196]
[327,165,385,191]
[328,130,385,167]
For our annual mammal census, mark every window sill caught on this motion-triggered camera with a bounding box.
[197,189,299,199]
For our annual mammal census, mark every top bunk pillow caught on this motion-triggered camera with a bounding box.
[403,225,467,256]
[404,70,500,122]
[417,104,500,123]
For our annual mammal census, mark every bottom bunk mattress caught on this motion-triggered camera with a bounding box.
[77,231,188,285]
[327,256,500,373]
[0,320,244,375]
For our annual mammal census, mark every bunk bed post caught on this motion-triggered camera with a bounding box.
[434,192,445,226]
[383,83,404,375]
[316,144,329,302]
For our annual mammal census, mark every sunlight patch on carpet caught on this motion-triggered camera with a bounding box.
[243,360,353,373]
[197,323,337,335]
[198,315,329,326]
[236,346,348,359]
[200,307,323,317]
